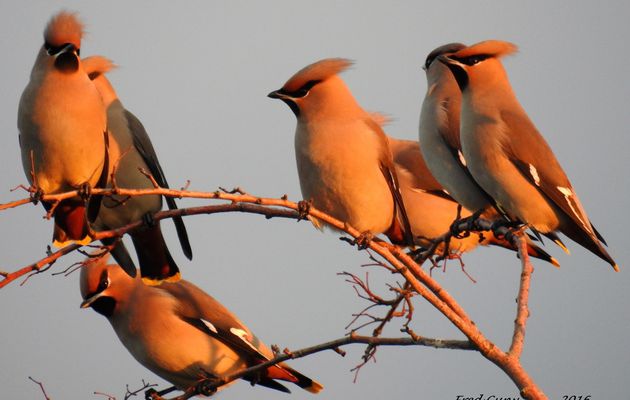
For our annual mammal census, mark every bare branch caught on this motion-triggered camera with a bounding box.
[29,376,51,400]
[146,334,474,400]
[508,230,534,359]
[0,243,81,289]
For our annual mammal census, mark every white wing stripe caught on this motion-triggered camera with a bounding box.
[201,319,218,334]
[557,186,588,230]
[230,328,260,353]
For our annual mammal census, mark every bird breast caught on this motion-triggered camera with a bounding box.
[294,119,395,233]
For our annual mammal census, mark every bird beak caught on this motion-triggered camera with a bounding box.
[56,43,79,57]
[80,292,103,309]
[267,89,288,100]
[437,54,462,68]
[61,43,77,53]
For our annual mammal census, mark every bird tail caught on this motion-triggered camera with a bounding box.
[264,363,323,394]
[560,221,618,271]
[283,364,323,393]
[486,233,560,267]
[52,202,93,247]
[131,222,182,284]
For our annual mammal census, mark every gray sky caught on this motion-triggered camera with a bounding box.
[1,1,629,399]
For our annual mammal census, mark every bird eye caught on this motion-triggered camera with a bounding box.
[97,273,110,292]
[424,57,434,70]
[461,54,489,66]
[292,79,322,98]
[44,43,57,56]
[294,88,309,98]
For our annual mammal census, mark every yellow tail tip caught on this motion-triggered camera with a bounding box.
[53,234,93,248]
[612,263,620,272]
[305,381,324,394]
[141,272,181,286]
[549,257,561,268]
[553,239,570,255]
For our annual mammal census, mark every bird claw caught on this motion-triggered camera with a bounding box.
[449,216,472,239]
[30,186,44,205]
[142,212,156,228]
[196,377,220,396]
[144,388,160,400]
[490,219,521,243]
[77,182,92,201]
[297,200,312,220]
[355,231,374,250]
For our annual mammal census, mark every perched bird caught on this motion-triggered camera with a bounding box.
[418,43,494,214]
[268,58,413,246]
[389,136,558,264]
[80,255,323,394]
[438,40,617,270]
[18,11,109,247]
[81,56,192,283]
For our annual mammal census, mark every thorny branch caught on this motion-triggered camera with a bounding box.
[3,184,544,399]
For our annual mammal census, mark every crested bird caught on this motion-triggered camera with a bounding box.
[438,40,617,270]
[268,58,413,246]
[18,11,109,247]
[80,255,323,395]
[419,42,494,214]
[81,56,192,283]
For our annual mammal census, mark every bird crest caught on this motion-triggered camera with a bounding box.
[82,56,116,79]
[451,40,517,60]
[281,58,353,93]
[44,11,84,48]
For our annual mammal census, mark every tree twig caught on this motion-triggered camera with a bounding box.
[29,376,51,400]
[146,334,474,400]
[508,230,533,359]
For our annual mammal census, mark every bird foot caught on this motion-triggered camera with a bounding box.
[490,219,521,243]
[77,182,92,201]
[143,385,177,400]
[30,186,44,205]
[449,215,473,239]
[195,377,222,396]
[144,389,161,400]
[296,199,312,221]
[142,212,156,228]
[355,231,374,250]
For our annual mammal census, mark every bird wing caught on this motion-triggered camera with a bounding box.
[389,137,453,200]
[365,118,414,246]
[161,280,269,360]
[161,281,298,392]
[438,97,463,152]
[124,110,193,260]
[87,130,111,223]
[500,109,596,236]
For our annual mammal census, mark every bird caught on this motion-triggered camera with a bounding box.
[81,55,193,283]
[437,40,617,270]
[79,254,323,395]
[390,136,558,264]
[268,58,414,246]
[18,11,109,247]
[418,42,496,215]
